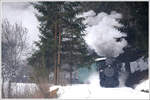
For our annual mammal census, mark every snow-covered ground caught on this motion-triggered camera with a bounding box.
[3,70,149,99]
[48,57,149,99]
[11,83,39,97]
[50,73,149,99]
[3,82,39,98]
[3,76,149,99]
[52,84,149,99]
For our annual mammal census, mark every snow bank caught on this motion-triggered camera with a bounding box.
[3,82,39,97]
[135,79,149,92]
[11,83,39,97]
[50,73,149,99]
[54,83,149,99]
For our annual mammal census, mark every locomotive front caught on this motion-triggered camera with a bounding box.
[95,57,121,87]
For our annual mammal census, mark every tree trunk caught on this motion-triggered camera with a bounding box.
[8,80,11,98]
[70,33,73,85]
[54,23,58,85]
[57,26,61,84]
[70,66,73,85]
[54,53,57,85]
[37,83,50,98]
[2,78,5,98]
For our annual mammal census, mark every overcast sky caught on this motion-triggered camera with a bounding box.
[2,2,40,49]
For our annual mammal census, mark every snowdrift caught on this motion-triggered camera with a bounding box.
[50,79,149,99]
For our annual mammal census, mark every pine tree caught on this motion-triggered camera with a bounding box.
[28,2,93,85]
[61,23,92,84]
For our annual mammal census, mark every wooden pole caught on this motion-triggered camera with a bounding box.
[57,25,61,84]
[54,23,58,85]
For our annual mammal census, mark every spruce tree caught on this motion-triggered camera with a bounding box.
[28,2,93,85]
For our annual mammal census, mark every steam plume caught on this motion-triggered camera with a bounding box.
[83,10,127,57]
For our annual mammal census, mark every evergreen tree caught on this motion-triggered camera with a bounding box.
[28,2,93,84]
[61,22,92,84]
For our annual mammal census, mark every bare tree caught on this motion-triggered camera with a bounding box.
[2,19,28,98]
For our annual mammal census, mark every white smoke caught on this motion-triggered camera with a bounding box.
[87,72,100,86]
[83,10,127,57]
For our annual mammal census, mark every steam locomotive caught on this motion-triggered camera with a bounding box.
[95,57,122,87]
[95,47,146,87]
